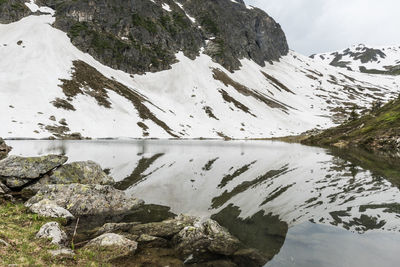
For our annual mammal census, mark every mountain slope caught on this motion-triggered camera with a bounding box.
[311,44,400,75]
[1,1,400,139]
[303,96,400,154]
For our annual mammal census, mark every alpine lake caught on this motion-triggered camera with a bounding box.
[7,139,400,267]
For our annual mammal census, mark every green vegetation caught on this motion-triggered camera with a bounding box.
[199,15,219,35]
[303,97,400,152]
[131,13,158,33]
[0,201,111,266]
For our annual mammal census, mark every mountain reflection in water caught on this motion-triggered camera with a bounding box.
[8,140,400,266]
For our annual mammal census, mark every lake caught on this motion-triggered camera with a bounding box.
[7,139,400,266]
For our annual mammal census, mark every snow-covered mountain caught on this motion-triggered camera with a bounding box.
[311,44,400,75]
[1,1,400,139]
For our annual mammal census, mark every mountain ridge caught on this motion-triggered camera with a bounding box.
[311,44,400,75]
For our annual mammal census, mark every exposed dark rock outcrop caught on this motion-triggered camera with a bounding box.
[0,0,31,24]
[38,0,288,73]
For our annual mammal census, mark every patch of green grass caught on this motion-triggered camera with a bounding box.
[0,201,112,266]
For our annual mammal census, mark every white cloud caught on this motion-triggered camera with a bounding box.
[245,0,400,55]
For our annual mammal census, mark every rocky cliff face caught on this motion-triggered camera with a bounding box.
[37,0,288,73]
[0,0,31,23]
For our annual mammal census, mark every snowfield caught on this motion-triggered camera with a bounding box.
[1,3,400,139]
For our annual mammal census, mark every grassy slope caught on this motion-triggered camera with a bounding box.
[0,201,111,266]
[303,97,400,152]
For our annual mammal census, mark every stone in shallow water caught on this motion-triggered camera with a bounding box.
[0,155,68,179]
[84,233,138,260]
[128,214,196,238]
[173,218,240,262]
[36,222,68,247]
[25,184,144,216]
[48,161,114,185]
[29,199,75,221]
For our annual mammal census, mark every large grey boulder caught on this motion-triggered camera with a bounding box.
[173,218,240,262]
[29,199,75,221]
[36,222,68,247]
[0,155,67,180]
[48,161,114,185]
[25,184,144,216]
[84,233,138,259]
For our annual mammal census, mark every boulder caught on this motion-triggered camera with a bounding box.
[84,233,138,260]
[5,177,30,189]
[0,155,67,179]
[95,222,140,236]
[0,138,10,152]
[0,181,10,195]
[48,161,114,185]
[128,214,196,238]
[137,234,169,248]
[25,184,144,216]
[49,248,75,257]
[173,219,240,262]
[233,248,269,267]
[29,199,75,221]
[36,222,68,247]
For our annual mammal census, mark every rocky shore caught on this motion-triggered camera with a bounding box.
[0,138,267,266]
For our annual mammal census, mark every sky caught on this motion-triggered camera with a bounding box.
[245,0,400,55]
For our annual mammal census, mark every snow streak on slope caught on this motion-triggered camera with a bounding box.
[1,8,400,139]
[311,44,400,74]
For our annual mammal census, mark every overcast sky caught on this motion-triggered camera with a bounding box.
[245,0,400,55]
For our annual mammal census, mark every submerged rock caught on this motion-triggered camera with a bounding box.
[84,233,138,260]
[128,214,196,238]
[174,218,240,262]
[0,155,67,179]
[48,161,114,185]
[36,222,68,247]
[29,199,75,221]
[95,222,140,236]
[25,184,144,216]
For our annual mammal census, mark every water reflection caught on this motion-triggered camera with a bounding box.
[7,140,400,265]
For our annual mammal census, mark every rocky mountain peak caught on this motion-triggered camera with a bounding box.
[28,0,289,73]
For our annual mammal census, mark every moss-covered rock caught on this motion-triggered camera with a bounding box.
[48,161,114,185]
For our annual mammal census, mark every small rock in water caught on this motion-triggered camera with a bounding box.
[95,222,140,236]
[25,184,144,216]
[128,214,196,238]
[29,199,75,221]
[173,218,240,262]
[36,222,68,247]
[84,233,138,260]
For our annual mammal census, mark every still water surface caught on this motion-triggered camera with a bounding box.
[7,140,400,266]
